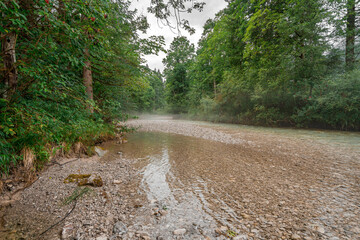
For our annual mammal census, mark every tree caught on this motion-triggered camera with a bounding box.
[329,0,359,70]
[163,36,194,113]
[0,0,159,174]
[147,0,205,34]
[345,0,356,69]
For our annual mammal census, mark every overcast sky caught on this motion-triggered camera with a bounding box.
[130,0,228,72]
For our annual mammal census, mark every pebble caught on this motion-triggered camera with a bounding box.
[314,225,325,234]
[233,234,248,240]
[113,221,127,235]
[173,228,187,235]
[291,233,301,240]
[220,226,228,232]
[96,235,107,240]
[61,223,74,240]
[136,231,150,239]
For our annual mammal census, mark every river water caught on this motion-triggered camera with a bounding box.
[107,119,360,239]
[1,118,359,240]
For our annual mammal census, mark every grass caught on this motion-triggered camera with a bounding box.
[62,186,92,205]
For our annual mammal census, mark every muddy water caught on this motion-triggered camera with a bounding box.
[105,129,360,239]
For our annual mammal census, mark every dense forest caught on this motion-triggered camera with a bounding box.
[163,0,360,131]
[1,0,359,175]
[0,0,166,174]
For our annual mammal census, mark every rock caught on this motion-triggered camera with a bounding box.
[96,235,107,240]
[82,220,92,226]
[113,221,127,235]
[113,180,122,184]
[351,227,360,234]
[220,226,228,232]
[95,146,108,157]
[159,210,168,216]
[136,231,150,239]
[173,228,187,235]
[61,223,74,240]
[291,233,301,240]
[314,225,325,234]
[215,226,228,235]
[251,229,259,234]
[241,213,251,219]
[233,235,248,240]
[87,175,104,187]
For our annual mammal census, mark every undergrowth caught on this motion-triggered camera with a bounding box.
[0,97,126,176]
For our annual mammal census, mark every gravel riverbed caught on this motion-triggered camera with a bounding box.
[1,116,359,240]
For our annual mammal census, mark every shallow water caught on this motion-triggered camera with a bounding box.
[2,119,359,239]
[106,121,360,239]
[194,121,360,149]
[101,125,356,239]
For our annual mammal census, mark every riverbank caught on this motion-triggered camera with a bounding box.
[1,115,359,239]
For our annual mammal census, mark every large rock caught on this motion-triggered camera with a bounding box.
[95,146,108,157]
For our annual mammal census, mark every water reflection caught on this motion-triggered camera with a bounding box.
[138,144,218,239]
[141,148,172,202]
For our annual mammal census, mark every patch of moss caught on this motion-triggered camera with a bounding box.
[64,174,103,187]
[64,174,91,184]
[91,176,103,187]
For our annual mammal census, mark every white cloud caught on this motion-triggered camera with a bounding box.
[130,0,228,72]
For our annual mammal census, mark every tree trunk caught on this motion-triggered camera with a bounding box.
[213,78,217,97]
[58,0,66,20]
[345,0,356,70]
[1,32,18,98]
[83,48,94,112]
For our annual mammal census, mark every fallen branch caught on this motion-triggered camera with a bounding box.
[38,200,77,237]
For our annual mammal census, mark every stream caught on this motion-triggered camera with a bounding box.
[103,118,360,239]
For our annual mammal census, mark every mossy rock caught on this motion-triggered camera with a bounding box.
[64,174,103,187]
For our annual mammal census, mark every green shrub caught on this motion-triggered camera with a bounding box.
[294,70,360,130]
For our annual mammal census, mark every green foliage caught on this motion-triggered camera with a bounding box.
[0,0,165,175]
[170,0,359,130]
[294,70,360,130]
[131,67,165,112]
[163,36,195,113]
